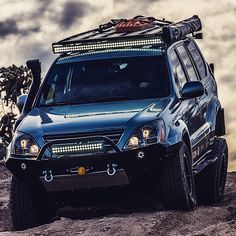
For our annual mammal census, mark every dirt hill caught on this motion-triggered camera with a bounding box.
[1,163,236,236]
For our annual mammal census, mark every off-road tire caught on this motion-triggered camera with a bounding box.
[10,175,51,231]
[196,137,228,204]
[160,142,196,210]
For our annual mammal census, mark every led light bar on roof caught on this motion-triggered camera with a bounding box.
[52,38,163,54]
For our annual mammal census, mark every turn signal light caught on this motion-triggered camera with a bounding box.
[78,167,86,176]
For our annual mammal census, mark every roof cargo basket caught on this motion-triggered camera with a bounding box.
[52,15,202,54]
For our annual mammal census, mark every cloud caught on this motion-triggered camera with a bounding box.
[34,1,52,18]
[17,41,56,73]
[0,19,40,38]
[0,19,19,37]
[59,1,92,29]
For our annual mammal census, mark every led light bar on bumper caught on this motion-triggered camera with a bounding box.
[52,38,163,54]
[124,119,165,150]
[51,141,104,156]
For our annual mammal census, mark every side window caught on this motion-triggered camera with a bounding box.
[170,50,187,92]
[187,41,206,79]
[177,45,198,81]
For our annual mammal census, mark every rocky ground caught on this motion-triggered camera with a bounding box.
[0,162,236,236]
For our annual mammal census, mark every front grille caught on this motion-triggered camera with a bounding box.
[44,129,124,157]
[43,129,124,145]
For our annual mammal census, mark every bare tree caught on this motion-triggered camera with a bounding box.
[0,65,32,159]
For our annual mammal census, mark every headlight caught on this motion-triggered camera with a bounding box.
[124,119,165,150]
[128,136,139,146]
[11,132,40,157]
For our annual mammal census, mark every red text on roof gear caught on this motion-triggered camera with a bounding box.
[115,17,155,32]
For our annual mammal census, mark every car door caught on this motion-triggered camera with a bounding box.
[175,44,206,158]
[169,47,201,146]
[186,39,217,152]
[184,40,208,126]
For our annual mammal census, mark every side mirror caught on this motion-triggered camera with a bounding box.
[17,94,28,113]
[209,63,214,74]
[181,81,204,99]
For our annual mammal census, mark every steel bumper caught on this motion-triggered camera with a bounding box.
[5,141,181,192]
[39,169,130,192]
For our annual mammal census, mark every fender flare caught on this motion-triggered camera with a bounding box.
[206,96,225,136]
[166,119,191,156]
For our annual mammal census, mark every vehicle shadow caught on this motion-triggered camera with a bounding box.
[55,185,164,220]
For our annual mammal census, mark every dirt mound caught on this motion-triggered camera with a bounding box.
[0,163,236,235]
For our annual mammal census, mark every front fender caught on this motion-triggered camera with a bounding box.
[166,119,190,146]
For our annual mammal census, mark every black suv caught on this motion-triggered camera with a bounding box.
[5,15,228,230]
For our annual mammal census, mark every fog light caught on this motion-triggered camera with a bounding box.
[21,163,26,170]
[137,151,145,159]
[78,167,86,176]
[128,136,139,147]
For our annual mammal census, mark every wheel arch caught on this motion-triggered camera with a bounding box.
[215,108,226,136]
[182,129,192,159]
[166,119,192,157]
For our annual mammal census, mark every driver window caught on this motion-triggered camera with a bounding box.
[170,50,187,93]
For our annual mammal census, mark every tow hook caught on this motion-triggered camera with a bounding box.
[42,170,53,183]
[107,163,118,176]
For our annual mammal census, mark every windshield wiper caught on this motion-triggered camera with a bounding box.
[41,101,82,107]
[90,96,130,103]
[41,96,130,107]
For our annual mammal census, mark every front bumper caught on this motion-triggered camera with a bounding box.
[5,141,181,192]
[40,169,130,192]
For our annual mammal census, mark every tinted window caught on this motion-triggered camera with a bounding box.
[187,41,206,79]
[177,45,198,81]
[170,50,187,92]
[39,56,170,106]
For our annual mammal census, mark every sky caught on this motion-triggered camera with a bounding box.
[0,0,236,169]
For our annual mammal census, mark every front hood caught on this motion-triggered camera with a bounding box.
[18,98,170,139]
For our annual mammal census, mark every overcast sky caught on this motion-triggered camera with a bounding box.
[0,0,166,70]
[0,0,235,70]
[1,0,236,168]
[0,0,224,70]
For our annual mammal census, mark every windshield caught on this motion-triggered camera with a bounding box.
[38,56,170,106]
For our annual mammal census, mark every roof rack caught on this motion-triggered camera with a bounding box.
[52,15,202,54]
